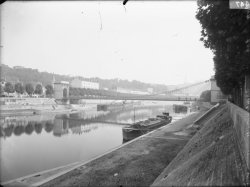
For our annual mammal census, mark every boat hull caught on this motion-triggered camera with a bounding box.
[122,118,171,142]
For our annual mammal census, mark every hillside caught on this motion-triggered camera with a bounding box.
[0,64,170,93]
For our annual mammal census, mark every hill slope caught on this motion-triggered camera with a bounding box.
[0,64,170,93]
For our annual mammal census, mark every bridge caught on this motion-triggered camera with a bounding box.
[63,80,211,101]
[67,95,199,101]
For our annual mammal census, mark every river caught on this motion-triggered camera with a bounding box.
[0,100,190,183]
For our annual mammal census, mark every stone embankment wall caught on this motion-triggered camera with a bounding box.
[152,103,249,186]
[0,97,56,105]
[227,102,250,170]
[193,103,219,125]
[0,97,58,112]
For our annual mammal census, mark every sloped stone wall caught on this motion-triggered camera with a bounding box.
[227,102,250,171]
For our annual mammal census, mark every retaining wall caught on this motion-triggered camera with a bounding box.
[227,102,250,171]
[193,103,219,125]
[0,97,56,105]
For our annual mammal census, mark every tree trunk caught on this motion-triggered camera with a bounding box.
[244,75,250,112]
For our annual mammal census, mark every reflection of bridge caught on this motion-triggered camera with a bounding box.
[67,80,211,101]
[66,118,130,126]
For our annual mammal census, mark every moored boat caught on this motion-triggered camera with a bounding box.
[122,112,172,142]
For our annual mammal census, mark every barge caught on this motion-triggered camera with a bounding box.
[122,112,172,142]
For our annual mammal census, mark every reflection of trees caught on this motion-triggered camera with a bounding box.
[14,125,25,136]
[34,123,43,134]
[44,121,53,133]
[4,125,15,137]
[25,122,34,135]
[0,127,4,137]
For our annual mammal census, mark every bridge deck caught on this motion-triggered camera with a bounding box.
[65,96,199,101]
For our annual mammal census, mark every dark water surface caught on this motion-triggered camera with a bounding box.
[0,101,189,182]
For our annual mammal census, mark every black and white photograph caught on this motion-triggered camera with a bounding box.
[0,0,249,186]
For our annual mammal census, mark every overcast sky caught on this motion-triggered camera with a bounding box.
[1,1,214,85]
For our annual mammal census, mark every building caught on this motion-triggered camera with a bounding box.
[53,81,70,99]
[70,78,99,90]
[210,76,227,103]
[13,66,25,70]
[113,87,149,95]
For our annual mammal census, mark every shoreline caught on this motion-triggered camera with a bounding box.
[0,107,79,117]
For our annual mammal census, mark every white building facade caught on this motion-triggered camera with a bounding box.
[115,87,149,95]
[70,78,99,90]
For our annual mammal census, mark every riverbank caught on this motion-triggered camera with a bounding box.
[0,97,132,117]
[0,103,94,117]
[0,97,77,116]
[0,107,76,117]
[152,103,249,186]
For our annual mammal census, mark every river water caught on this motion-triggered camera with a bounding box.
[0,100,189,182]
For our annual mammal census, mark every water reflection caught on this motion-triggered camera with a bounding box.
[13,125,24,136]
[0,104,173,138]
[53,119,69,137]
[44,121,53,133]
[34,123,43,134]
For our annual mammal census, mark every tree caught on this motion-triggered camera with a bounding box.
[0,84,4,95]
[34,84,43,95]
[200,90,211,102]
[196,0,250,106]
[25,83,34,96]
[4,82,14,95]
[15,82,24,95]
[45,84,53,97]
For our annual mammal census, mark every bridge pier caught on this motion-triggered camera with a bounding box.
[54,81,70,104]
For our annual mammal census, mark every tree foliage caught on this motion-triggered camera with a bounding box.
[34,84,43,95]
[196,0,250,96]
[45,84,54,97]
[4,82,15,94]
[200,90,211,102]
[15,82,24,94]
[0,84,4,95]
[25,83,34,96]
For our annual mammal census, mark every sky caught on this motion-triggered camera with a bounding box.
[1,1,214,85]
